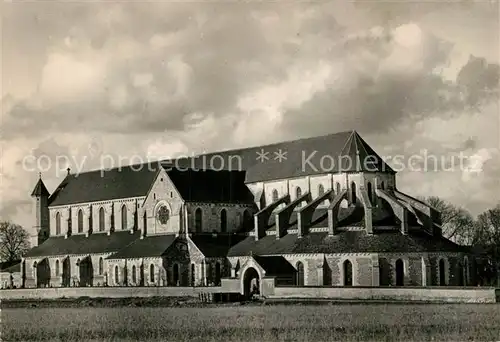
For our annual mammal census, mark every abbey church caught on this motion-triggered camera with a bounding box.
[23,131,472,295]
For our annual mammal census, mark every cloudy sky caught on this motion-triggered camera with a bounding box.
[1,1,499,229]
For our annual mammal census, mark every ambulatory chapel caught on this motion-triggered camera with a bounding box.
[23,131,473,295]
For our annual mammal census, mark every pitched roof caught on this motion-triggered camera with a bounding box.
[47,131,393,206]
[0,260,21,272]
[189,234,248,257]
[227,230,464,257]
[31,178,50,197]
[163,130,394,183]
[49,164,160,206]
[24,231,141,258]
[166,169,254,203]
[252,255,296,276]
[1,262,21,273]
[107,234,177,259]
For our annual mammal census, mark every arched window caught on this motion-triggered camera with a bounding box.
[121,205,127,230]
[78,209,83,233]
[143,211,147,234]
[243,210,252,230]
[272,189,279,202]
[343,260,353,286]
[336,182,341,195]
[150,264,155,283]
[296,261,305,286]
[380,181,385,190]
[350,182,356,204]
[220,209,227,233]
[173,264,179,285]
[98,258,103,275]
[132,265,137,284]
[296,187,302,207]
[215,262,221,286]
[195,208,202,233]
[395,259,404,286]
[191,264,195,286]
[439,259,446,286]
[55,212,61,235]
[114,265,119,285]
[55,260,60,276]
[367,182,373,203]
[318,184,325,197]
[99,207,105,232]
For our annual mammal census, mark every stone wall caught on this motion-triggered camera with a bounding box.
[270,286,497,303]
[0,286,224,300]
[185,202,252,233]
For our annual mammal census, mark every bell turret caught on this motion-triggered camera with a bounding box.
[30,173,50,247]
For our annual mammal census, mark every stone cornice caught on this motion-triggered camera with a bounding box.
[186,202,253,207]
[49,197,146,210]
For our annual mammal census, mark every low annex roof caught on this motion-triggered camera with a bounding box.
[189,234,247,257]
[227,230,465,257]
[107,234,177,259]
[252,255,296,276]
[24,231,141,258]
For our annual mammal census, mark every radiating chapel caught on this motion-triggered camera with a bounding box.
[23,131,472,295]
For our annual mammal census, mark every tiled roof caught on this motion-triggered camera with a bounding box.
[252,255,296,276]
[227,230,465,256]
[189,234,247,257]
[166,169,254,203]
[1,262,21,273]
[107,234,177,259]
[24,231,141,258]
[46,131,393,206]
[49,164,160,206]
[163,130,394,184]
[0,260,21,272]
[31,178,50,197]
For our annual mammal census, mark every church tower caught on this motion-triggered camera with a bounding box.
[30,174,50,248]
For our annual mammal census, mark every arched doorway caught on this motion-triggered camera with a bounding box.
[62,258,71,287]
[296,262,305,286]
[343,260,353,286]
[395,259,404,286]
[439,259,446,286]
[457,261,464,286]
[36,259,50,288]
[242,267,260,297]
[215,262,221,286]
[173,264,180,286]
[79,257,94,287]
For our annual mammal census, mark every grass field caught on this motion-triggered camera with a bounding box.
[2,303,500,341]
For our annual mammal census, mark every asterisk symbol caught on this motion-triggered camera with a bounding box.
[256,149,269,163]
[274,149,287,162]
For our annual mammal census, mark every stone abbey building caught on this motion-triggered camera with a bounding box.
[23,131,472,295]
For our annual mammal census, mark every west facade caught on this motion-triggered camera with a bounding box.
[22,131,473,295]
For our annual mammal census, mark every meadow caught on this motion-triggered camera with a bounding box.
[2,302,500,341]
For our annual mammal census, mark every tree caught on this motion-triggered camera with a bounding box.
[0,221,30,262]
[419,196,475,244]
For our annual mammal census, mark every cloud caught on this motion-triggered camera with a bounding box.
[1,1,499,227]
